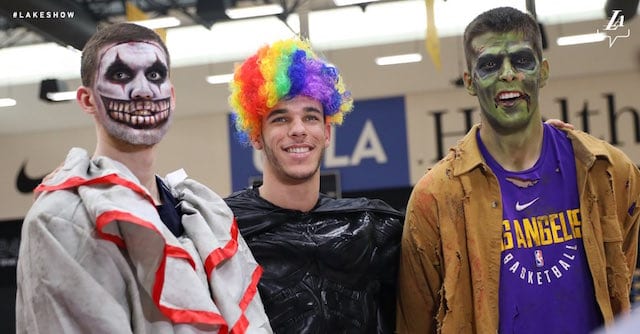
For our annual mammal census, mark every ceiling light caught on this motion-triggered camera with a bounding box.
[39,79,75,102]
[130,16,181,29]
[0,0,611,86]
[225,4,283,19]
[206,73,234,84]
[46,91,76,101]
[557,33,606,46]
[375,53,422,66]
[0,98,16,107]
[333,0,379,6]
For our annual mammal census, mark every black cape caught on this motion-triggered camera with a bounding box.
[225,188,404,334]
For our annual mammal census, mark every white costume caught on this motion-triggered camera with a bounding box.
[16,148,272,334]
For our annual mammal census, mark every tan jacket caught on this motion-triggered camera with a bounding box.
[396,125,640,333]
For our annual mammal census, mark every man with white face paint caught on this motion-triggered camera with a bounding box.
[93,40,173,146]
[397,7,640,334]
[16,23,272,334]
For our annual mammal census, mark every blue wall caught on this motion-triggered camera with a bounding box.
[229,96,410,192]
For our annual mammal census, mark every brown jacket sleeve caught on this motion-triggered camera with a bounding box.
[396,172,442,333]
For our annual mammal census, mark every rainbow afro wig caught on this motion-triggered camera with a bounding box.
[229,37,353,145]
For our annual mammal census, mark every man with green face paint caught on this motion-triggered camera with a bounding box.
[396,6,640,333]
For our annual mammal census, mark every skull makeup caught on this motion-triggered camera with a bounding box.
[94,41,173,146]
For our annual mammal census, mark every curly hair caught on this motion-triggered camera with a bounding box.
[228,38,353,144]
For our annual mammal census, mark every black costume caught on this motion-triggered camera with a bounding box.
[225,187,403,334]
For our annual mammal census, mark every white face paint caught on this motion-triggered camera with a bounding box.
[94,41,173,146]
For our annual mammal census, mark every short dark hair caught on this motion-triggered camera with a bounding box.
[80,23,170,87]
[463,7,543,72]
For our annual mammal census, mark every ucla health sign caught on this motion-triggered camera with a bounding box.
[229,96,410,192]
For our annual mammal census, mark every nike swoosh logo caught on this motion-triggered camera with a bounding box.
[15,160,49,194]
[515,197,540,211]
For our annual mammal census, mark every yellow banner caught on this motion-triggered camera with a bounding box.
[125,1,166,42]
[425,0,441,70]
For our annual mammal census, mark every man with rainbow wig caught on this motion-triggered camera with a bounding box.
[225,37,404,333]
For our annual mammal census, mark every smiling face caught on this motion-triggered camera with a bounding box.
[93,41,174,146]
[253,95,330,184]
[464,31,548,134]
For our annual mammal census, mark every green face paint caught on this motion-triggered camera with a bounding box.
[469,32,544,133]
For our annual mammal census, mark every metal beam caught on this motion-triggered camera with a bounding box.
[0,0,98,50]
[605,0,639,20]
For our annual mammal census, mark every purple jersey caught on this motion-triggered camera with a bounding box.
[478,123,602,333]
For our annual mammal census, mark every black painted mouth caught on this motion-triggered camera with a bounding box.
[101,96,171,129]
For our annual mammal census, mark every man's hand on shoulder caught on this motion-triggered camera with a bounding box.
[545,118,575,130]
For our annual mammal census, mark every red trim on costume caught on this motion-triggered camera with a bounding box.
[240,265,263,311]
[36,174,155,204]
[166,244,196,269]
[204,219,239,274]
[153,249,168,312]
[47,172,224,326]
[158,304,228,329]
[96,210,157,247]
[229,265,263,334]
[231,314,249,334]
[97,209,225,326]
[41,173,251,328]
